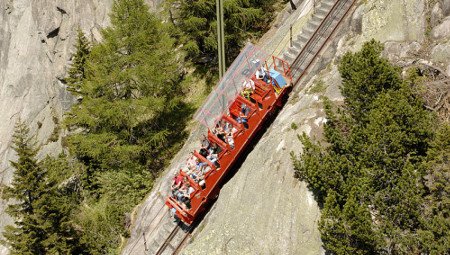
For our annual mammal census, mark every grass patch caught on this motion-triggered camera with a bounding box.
[308,79,327,94]
[291,122,298,130]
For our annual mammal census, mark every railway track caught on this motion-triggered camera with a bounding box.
[154,223,192,255]
[286,0,356,84]
[128,1,357,255]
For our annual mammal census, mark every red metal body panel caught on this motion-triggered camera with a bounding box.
[165,58,292,225]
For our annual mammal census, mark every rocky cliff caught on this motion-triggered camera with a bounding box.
[0,1,115,253]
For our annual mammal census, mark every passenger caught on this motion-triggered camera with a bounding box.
[187,183,195,197]
[201,136,210,149]
[209,142,221,155]
[226,132,235,149]
[206,153,218,165]
[186,154,197,170]
[199,147,208,158]
[199,179,206,189]
[196,160,207,172]
[256,65,269,83]
[236,104,250,129]
[241,79,255,100]
[171,173,183,190]
[175,183,188,202]
[213,123,226,143]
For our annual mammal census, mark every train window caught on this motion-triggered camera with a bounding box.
[258,102,263,109]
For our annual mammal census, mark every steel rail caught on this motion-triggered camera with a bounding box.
[155,225,181,255]
[290,0,357,85]
[172,231,192,255]
[291,0,341,70]
[125,198,169,255]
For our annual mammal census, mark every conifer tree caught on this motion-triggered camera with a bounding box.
[64,0,188,252]
[319,190,350,255]
[292,40,445,254]
[338,39,401,122]
[66,29,90,94]
[2,121,46,255]
[169,0,277,68]
[65,0,184,177]
[2,123,87,254]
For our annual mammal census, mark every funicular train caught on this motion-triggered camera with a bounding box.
[165,44,292,225]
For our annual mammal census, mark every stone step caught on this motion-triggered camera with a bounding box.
[288,45,300,56]
[292,39,303,49]
[310,14,323,24]
[282,52,295,64]
[297,34,310,47]
[305,23,317,33]
[301,27,314,37]
[320,0,334,9]
[315,7,328,17]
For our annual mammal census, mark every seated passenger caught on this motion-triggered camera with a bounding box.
[241,79,255,100]
[171,173,183,191]
[256,65,269,83]
[175,183,188,202]
[196,160,207,173]
[201,136,210,149]
[226,132,235,149]
[199,147,208,158]
[236,104,250,128]
[187,183,195,197]
[213,123,226,143]
[224,122,238,135]
[206,153,219,166]
[209,142,221,155]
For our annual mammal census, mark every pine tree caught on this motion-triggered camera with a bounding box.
[65,0,184,176]
[338,39,401,122]
[319,190,351,255]
[36,156,87,254]
[64,0,187,252]
[292,40,444,254]
[66,29,90,94]
[169,0,277,68]
[2,121,46,255]
[2,123,87,254]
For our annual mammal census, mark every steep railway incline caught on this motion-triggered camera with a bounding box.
[122,0,356,254]
[282,0,356,84]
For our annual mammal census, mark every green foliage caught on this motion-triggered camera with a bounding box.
[66,29,90,95]
[168,0,278,71]
[62,0,192,253]
[1,121,45,254]
[308,79,327,94]
[292,40,449,254]
[290,122,298,130]
[339,39,401,122]
[2,122,86,254]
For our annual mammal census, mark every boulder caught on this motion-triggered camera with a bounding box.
[441,0,450,16]
[431,41,450,64]
[432,16,450,40]
[359,0,426,43]
[431,2,444,28]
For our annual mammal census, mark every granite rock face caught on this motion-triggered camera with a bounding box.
[0,0,114,253]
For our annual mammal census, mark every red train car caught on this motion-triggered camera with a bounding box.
[165,44,292,225]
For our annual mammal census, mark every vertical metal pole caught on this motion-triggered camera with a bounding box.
[216,0,226,78]
[220,0,226,74]
[290,24,293,48]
